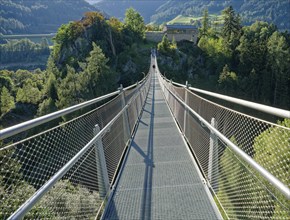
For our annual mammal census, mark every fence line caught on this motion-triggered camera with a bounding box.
[170,80,290,119]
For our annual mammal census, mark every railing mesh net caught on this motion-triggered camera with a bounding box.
[0,76,150,219]
[159,74,290,219]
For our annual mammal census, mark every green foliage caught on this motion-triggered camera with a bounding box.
[84,42,115,97]
[198,36,230,72]
[0,148,22,186]
[0,86,15,116]
[218,64,237,94]
[217,137,274,219]
[86,43,108,78]
[124,8,146,40]
[239,0,290,31]
[0,181,54,219]
[50,8,149,88]
[217,137,248,219]
[176,9,290,109]
[0,69,46,128]
[217,121,290,219]
[157,35,177,55]
[0,38,50,64]
[235,21,277,102]
[108,17,124,33]
[146,24,161,31]
[54,41,115,111]
[37,98,57,116]
[46,56,61,79]
[199,9,210,37]
[0,0,96,35]
[266,31,290,107]
[53,22,84,62]
[149,0,289,31]
[0,147,54,219]
[1,11,150,126]
[53,23,71,60]
[83,11,105,26]
[0,75,14,91]
[222,6,241,39]
[158,35,171,52]
[38,180,101,219]
[56,65,82,109]
[16,79,42,105]
[43,72,58,101]
[252,119,290,217]
[53,11,108,67]
[222,6,241,52]
[0,149,100,219]
[237,21,276,74]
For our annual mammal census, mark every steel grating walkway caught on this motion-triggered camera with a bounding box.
[103,72,221,219]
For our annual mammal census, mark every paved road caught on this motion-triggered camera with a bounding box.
[103,70,221,219]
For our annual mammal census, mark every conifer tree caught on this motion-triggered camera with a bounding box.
[199,9,210,37]
[222,6,242,52]
[222,6,241,41]
[267,31,290,106]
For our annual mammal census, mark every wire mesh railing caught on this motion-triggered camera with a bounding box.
[157,68,290,219]
[0,70,151,219]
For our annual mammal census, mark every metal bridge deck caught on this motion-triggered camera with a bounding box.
[103,73,220,219]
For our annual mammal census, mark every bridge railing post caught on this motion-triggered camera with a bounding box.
[208,118,219,191]
[169,80,177,115]
[119,84,131,140]
[94,124,110,199]
[183,81,190,135]
[137,81,142,114]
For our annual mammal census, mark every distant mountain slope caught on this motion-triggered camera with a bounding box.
[150,0,231,24]
[94,0,289,30]
[93,0,166,23]
[151,0,290,30]
[0,0,98,34]
[239,0,290,30]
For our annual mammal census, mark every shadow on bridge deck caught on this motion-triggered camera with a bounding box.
[103,72,221,220]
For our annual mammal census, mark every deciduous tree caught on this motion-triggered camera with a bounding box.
[124,8,146,39]
[0,86,15,116]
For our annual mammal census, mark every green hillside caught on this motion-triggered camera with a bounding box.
[0,9,151,129]
[150,0,290,30]
[167,14,223,26]
[0,0,98,34]
[93,0,165,23]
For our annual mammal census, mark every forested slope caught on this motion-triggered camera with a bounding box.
[151,0,290,30]
[157,7,290,110]
[93,0,165,23]
[94,0,290,30]
[0,9,151,129]
[0,0,98,34]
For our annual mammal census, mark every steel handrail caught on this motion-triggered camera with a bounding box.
[159,74,290,200]
[7,103,129,220]
[166,78,290,119]
[0,79,146,140]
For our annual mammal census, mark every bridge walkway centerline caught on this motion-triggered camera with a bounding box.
[103,70,221,219]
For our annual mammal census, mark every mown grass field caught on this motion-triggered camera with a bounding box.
[167,14,223,25]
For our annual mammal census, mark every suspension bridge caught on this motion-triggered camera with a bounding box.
[0,56,289,219]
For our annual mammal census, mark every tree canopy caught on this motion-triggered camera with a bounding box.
[124,8,146,40]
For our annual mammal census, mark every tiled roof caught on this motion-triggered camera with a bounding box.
[165,24,197,30]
